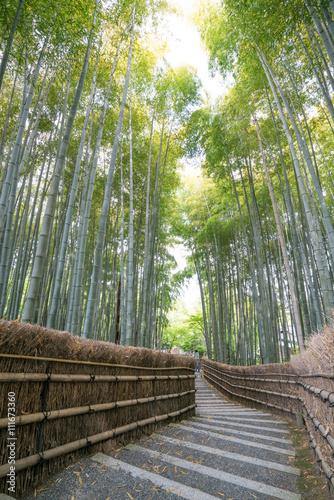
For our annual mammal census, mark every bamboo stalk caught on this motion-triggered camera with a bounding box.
[0,372,195,382]
[0,353,194,372]
[0,404,196,478]
[0,390,196,428]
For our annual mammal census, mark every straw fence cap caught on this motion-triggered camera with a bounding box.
[0,320,195,369]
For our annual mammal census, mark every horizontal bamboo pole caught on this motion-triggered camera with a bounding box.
[204,367,299,400]
[204,363,334,407]
[0,404,196,478]
[0,353,194,372]
[0,372,195,383]
[203,360,334,493]
[206,369,298,385]
[297,381,334,405]
[202,362,297,378]
[0,390,196,428]
[307,426,334,489]
[301,397,334,451]
[202,360,334,380]
[203,371,293,414]
[204,366,334,446]
[202,363,298,384]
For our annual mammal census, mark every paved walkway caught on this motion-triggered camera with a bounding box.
[26,374,301,499]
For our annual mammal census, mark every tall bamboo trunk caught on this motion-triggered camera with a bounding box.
[0,0,23,92]
[46,54,98,328]
[83,15,135,338]
[125,97,134,346]
[22,11,96,324]
[254,117,305,352]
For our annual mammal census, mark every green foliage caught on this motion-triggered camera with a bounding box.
[162,306,206,354]
[155,65,202,122]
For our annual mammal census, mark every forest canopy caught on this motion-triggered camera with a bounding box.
[1,0,334,365]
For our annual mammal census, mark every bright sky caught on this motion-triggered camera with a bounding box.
[172,243,201,310]
[161,0,219,310]
[161,0,224,100]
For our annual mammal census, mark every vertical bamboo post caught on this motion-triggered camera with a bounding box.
[33,364,50,485]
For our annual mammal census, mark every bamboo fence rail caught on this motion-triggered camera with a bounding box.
[0,372,194,382]
[0,403,196,479]
[0,320,196,498]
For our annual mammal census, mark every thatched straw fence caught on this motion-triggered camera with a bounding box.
[0,320,195,498]
[202,325,334,496]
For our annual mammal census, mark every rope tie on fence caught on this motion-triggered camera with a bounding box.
[38,452,44,464]
[323,427,330,438]
[86,437,92,446]
[138,376,142,382]
[47,373,51,381]
[42,411,49,421]
[115,375,119,382]
[320,389,329,401]
[88,404,95,413]
[328,392,334,406]
[90,375,95,382]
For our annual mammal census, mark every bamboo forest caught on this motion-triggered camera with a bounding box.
[1,0,334,366]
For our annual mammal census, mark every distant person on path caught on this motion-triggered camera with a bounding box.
[194,350,200,372]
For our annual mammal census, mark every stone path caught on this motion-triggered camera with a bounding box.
[26,374,301,499]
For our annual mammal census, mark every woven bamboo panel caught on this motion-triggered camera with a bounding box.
[0,320,195,498]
